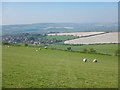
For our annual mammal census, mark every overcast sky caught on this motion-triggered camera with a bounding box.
[1,2,118,25]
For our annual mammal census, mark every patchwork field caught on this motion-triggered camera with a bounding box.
[48,32,105,37]
[2,46,118,88]
[39,35,78,41]
[64,32,118,44]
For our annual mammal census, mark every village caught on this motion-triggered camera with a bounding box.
[2,33,64,46]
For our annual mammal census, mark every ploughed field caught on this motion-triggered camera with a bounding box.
[3,46,118,88]
[64,32,118,44]
[48,32,105,37]
[38,35,78,41]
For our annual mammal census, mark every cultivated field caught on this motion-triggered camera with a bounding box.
[64,32,118,44]
[38,35,78,41]
[2,46,118,88]
[48,32,105,37]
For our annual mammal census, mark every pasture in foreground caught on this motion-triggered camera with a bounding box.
[2,46,118,88]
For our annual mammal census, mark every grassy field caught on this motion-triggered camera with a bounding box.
[47,44,118,55]
[2,46,118,88]
[39,35,78,41]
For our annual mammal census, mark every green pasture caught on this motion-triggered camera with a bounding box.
[2,46,118,88]
[47,44,118,55]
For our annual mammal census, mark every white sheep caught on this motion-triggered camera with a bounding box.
[83,58,87,62]
[44,46,47,49]
[36,50,38,52]
[93,59,97,63]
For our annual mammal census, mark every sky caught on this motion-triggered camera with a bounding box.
[1,0,119,2]
[1,2,118,25]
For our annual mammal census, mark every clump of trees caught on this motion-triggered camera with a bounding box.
[89,48,96,53]
[115,49,120,56]
[24,43,28,47]
[2,41,11,45]
[83,48,96,53]
[67,47,72,51]
[83,49,89,53]
[2,41,22,46]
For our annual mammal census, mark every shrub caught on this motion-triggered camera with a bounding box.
[115,49,120,56]
[24,43,28,47]
[83,49,89,53]
[89,48,96,53]
[67,47,72,51]
[83,48,96,53]
[2,41,11,45]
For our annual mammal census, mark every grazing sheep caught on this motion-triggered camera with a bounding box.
[36,50,38,52]
[93,59,97,63]
[44,46,47,49]
[83,58,87,62]
[7,46,10,48]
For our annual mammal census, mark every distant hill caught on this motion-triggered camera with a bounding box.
[1,23,118,34]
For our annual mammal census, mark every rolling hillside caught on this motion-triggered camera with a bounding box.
[2,23,118,34]
[2,46,118,88]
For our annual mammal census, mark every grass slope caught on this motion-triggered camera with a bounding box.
[47,44,118,55]
[3,46,118,88]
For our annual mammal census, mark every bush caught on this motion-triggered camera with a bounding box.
[2,41,11,45]
[83,48,96,53]
[89,48,96,53]
[24,43,28,47]
[67,47,72,51]
[115,49,120,56]
[83,49,89,53]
